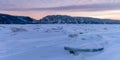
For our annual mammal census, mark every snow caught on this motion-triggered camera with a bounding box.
[0,24,120,60]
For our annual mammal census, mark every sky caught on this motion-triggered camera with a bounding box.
[0,0,120,20]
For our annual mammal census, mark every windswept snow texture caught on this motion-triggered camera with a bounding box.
[0,24,120,60]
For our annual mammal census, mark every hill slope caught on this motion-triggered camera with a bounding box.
[37,15,120,24]
[0,13,35,24]
[1,13,120,24]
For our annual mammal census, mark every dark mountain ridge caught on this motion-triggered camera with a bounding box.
[0,13,120,24]
[0,13,35,24]
[37,15,120,24]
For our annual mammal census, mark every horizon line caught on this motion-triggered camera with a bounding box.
[0,13,119,20]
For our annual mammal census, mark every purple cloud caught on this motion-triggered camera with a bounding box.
[0,0,120,11]
[1,2,120,11]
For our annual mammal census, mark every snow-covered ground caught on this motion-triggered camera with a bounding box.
[0,24,120,60]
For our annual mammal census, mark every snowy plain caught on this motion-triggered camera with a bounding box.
[0,24,120,60]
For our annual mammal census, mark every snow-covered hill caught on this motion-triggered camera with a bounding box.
[0,24,120,60]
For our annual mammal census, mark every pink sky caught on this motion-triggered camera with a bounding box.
[0,0,120,20]
[1,10,120,20]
